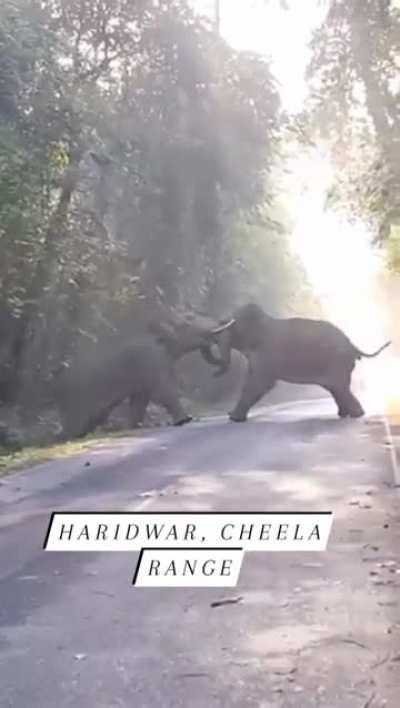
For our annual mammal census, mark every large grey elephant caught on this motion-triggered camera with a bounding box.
[203,303,390,422]
[57,318,218,440]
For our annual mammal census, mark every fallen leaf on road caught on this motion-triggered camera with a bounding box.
[210,596,243,608]
[340,638,370,650]
[273,667,297,676]
[372,579,395,586]
[363,691,376,708]
[370,653,391,669]
[378,560,396,568]
[92,590,114,598]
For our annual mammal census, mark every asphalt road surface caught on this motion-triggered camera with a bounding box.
[1,397,400,708]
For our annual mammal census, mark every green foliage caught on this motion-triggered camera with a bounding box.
[0,0,311,422]
[219,204,320,318]
[385,225,400,274]
[307,0,400,259]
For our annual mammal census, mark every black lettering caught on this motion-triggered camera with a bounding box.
[126,524,139,540]
[165,525,178,541]
[183,560,197,575]
[294,524,304,541]
[149,560,160,575]
[240,524,253,540]
[202,560,216,576]
[77,524,90,541]
[259,524,271,540]
[308,524,320,541]
[146,524,164,540]
[220,559,233,576]
[221,524,234,541]
[96,524,108,541]
[277,524,288,540]
[165,560,177,576]
[184,524,197,541]
[59,524,74,540]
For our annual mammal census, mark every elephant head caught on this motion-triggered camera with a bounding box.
[150,314,224,363]
[202,303,269,376]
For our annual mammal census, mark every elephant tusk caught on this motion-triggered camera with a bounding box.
[210,319,236,335]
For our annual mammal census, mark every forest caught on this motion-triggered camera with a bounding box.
[0,0,399,449]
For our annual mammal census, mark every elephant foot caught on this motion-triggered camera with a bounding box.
[338,403,364,419]
[338,408,349,419]
[229,412,247,423]
[174,415,193,427]
[349,407,364,419]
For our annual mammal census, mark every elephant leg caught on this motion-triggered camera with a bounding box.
[155,378,193,427]
[326,384,364,419]
[128,392,150,428]
[75,400,117,438]
[229,371,276,422]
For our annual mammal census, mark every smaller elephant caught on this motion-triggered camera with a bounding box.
[203,303,390,422]
[57,319,218,440]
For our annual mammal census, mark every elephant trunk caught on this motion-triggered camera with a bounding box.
[200,345,224,367]
[204,329,232,377]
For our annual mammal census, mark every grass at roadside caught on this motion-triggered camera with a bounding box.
[0,404,223,478]
[0,430,136,478]
[0,392,235,479]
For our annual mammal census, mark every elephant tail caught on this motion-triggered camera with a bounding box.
[354,341,391,359]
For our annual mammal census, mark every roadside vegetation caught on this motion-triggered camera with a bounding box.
[1,0,399,456]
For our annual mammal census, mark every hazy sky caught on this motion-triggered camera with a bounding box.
[190,0,326,112]
[190,1,388,367]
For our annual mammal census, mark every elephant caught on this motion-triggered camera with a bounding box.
[57,318,220,440]
[203,303,390,422]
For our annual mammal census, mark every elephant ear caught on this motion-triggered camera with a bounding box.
[157,321,176,337]
[148,321,178,352]
[148,320,175,338]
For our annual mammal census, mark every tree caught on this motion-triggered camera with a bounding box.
[0,0,311,441]
[307,0,400,248]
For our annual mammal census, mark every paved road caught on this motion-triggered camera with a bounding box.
[1,398,400,707]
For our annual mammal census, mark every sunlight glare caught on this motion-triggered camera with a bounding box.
[288,149,396,418]
[191,0,325,112]
[191,0,399,420]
